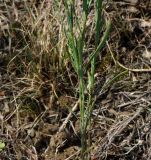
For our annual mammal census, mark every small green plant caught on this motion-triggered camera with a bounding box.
[63,0,111,159]
[0,142,5,151]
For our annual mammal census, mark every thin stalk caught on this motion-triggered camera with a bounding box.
[79,75,86,159]
[85,1,103,153]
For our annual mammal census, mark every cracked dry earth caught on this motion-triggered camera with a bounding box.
[1,0,151,160]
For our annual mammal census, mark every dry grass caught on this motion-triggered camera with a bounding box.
[1,0,151,160]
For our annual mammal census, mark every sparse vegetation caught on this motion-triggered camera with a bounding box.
[1,1,151,160]
[63,1,110,158]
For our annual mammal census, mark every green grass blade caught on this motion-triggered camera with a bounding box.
[88,20,111,66]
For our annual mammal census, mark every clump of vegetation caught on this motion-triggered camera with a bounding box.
[63,0,111,158]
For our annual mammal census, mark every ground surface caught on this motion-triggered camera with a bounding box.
[0,0,151,160]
